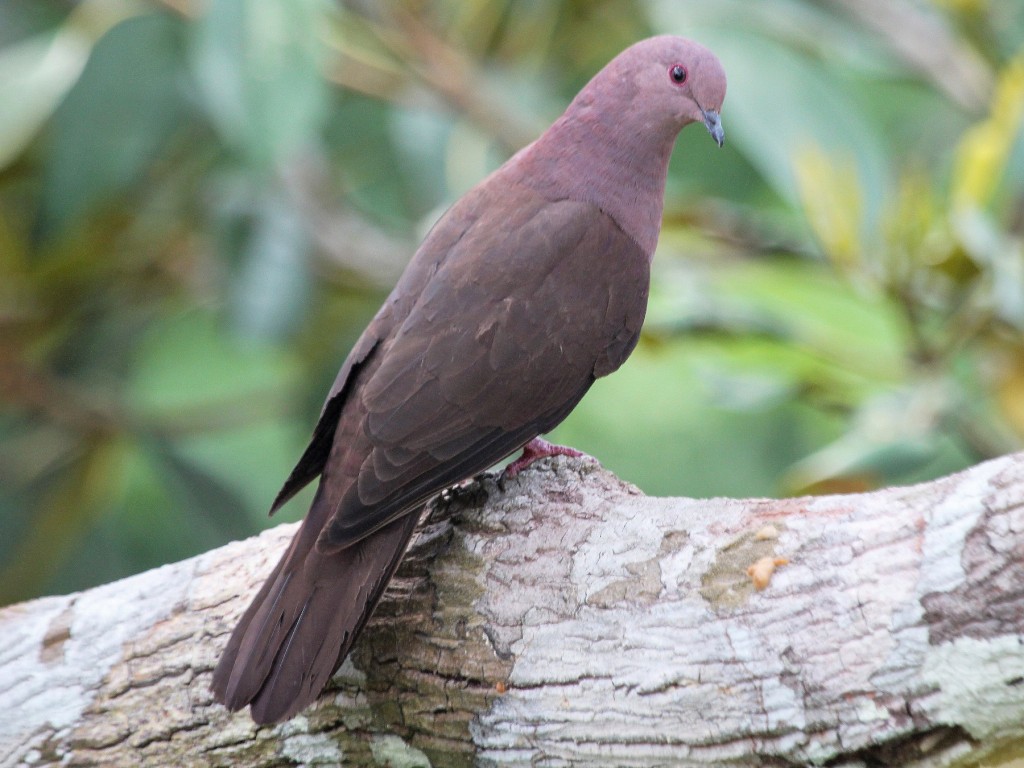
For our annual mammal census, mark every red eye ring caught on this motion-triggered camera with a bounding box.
[668,64,688,85]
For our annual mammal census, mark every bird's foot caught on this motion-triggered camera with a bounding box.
[503,437,592,479]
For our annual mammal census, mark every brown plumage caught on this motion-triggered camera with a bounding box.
[211,35,727,724]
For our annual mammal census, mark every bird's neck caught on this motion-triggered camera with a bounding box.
[505,100,677,256]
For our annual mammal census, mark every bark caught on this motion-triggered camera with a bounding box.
[1,453,1023,768]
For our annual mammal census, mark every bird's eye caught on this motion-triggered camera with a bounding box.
[669,64,688,85]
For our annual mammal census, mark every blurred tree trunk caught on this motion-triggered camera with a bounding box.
[2,454,1023,768]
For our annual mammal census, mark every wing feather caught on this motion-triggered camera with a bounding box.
[317,191,650,551]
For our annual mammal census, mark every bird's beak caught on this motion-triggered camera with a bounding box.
[702,109,724,148]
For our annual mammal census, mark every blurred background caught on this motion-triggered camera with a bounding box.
[1,0,1022,605]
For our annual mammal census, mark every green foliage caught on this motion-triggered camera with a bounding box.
[1,0,1022,603]
[43,13,186,234]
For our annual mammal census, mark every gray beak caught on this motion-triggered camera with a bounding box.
[702,109,724,148]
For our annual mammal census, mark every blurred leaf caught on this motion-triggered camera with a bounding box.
[996,350,1024,438]
[225,189,313,340]
[190,0,331,168]
[42,13,186,234]
[0,26,91,171]
[953,207,1024,328]
[650,0,892,217]
[0,435,126,604]
[693,366,794,411]
[127,309,307,512]
[146,437,254,539]
[0,0,71,48]
[61,437,252,588]
[951,53,1024,212]
[324,95,421,228]
[128,308,294,416]
[655,255,905,383]
[550,340,843,498]
[883,171,947,282]
[0,209,30,313]
[794,147,864,275]
[388,105,457,211]
[652,0,899,74]
[781,381,959,493]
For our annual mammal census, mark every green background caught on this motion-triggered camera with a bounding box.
[2,0,1023,605]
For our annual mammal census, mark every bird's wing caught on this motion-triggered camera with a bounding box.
[317,188,650,551]
[268,332,381,514]
[265,180,490,515]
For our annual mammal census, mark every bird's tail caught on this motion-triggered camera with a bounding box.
[211,493,421,724]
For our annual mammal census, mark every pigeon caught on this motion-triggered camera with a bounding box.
[212,34,727,724]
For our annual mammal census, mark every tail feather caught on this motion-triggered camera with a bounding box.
[212,502,422,724]
[211,553,291,708]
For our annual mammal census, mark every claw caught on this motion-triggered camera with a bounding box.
[503,437,592,479]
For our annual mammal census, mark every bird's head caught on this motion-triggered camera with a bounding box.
[507,35,728,254]
[596,35,728,147]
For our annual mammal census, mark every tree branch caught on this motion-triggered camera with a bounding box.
[2,453,1023,767]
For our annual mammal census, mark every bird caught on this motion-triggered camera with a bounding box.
[211,34,727,724]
